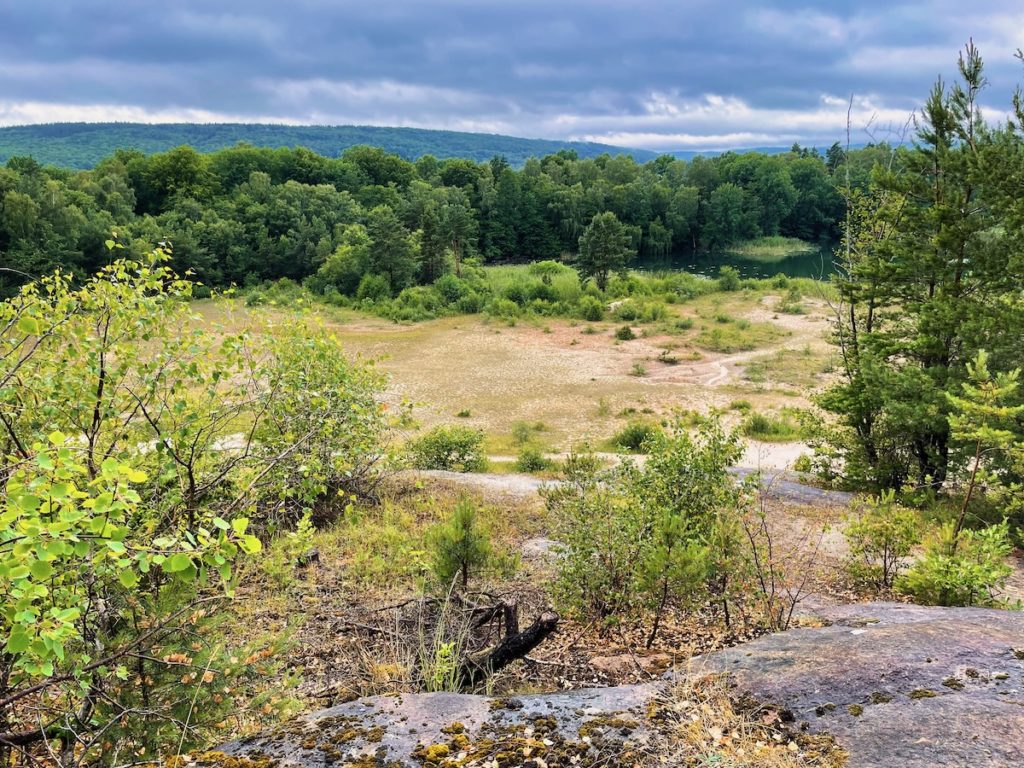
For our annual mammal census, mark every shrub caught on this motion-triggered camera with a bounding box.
[776,285,805,314]
[549,417,749,643]
[613,301,640,321]
[502,280,531,305]
[897,521,1013,606]
[434,273,470,304]
[0,254,353,758]
[615,325,636,341]
[630,361,648,377]
[717,265,741,292]
[511,421,533,445]
[578,295,605,321]
[408,426,487,472]
[546,455,648,624]
[357,272,392,301]
[515,446,554,473]
[612,420,662,452]
[486,297,520,320]
[844,491,918,589]
[426,498,493,588]
[741,411,802,441]
[456,291,485,314]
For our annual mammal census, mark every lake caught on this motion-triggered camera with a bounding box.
[635,244,835,280]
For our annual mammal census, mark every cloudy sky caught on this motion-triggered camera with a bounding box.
[1,0,1022,150]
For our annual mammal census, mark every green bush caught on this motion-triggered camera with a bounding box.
[511,420,533,445]
[741,411,802,441]
[897,521,1013,606]
[456,292,485,314]
[434,273,470,304]
[546,455,648,624]
[426,498,493,588]
[356,272,392,301]
[548,417,748,643]
[612,420,662,452]
[578,295,605,321]
[408,425,487,472]
[844,491,918,589]
[502,280,531,305]
[776,285,805,314]
[615,325,636,341]
[613,301,640,321]
[486,297,520,320]
[717,265,741,292]
[515,446,554,473]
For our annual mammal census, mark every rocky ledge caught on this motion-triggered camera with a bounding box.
[209,603,1022,768]
[697,602,1024,768]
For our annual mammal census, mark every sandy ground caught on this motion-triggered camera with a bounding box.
[308,294,835,453]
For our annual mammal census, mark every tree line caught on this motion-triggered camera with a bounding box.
[0,140,873,298]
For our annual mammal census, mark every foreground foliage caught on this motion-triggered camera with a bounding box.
[0,252,387,763]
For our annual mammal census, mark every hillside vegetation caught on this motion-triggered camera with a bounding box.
[0,136,878,300]
[0,122,661,169]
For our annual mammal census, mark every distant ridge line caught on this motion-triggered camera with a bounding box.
[0,122,859,169]
[0,122,659,169]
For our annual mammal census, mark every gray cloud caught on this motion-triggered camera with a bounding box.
[0,0,1021,149]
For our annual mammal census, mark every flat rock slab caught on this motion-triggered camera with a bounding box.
[213,603,1022,768]
[215,684,660,767]
[695,602,1024,767]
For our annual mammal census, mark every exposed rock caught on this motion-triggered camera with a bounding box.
[519,537,562,561]
[216,685,660,767]
[215,603,1023,767]
[695,602,1024,767]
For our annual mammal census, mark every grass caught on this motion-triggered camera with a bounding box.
[314,482,540,588]
[696,319,789,353]
[725,236,818,262]
[483,264,584,305]
[651,672,847,767]
[608,420,663,452]
[742,347,829,390]
[740,409,806,442]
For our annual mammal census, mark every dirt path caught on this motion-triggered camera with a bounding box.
[405,464,854,507]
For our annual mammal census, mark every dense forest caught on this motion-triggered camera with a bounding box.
[0,139,887,299]
[0,123,663,169]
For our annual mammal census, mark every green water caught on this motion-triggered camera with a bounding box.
[635,244,835,280]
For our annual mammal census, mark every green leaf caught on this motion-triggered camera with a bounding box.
[164,553,193,573]
[5,630,30,654]
[16,316,41,336]
[29,560,53,580]
[118,570,139,589]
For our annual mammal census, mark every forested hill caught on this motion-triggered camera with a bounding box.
[0,122,662,168]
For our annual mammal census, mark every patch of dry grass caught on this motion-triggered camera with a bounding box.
[648,672,847,767]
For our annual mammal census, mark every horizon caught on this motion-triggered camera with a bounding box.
[0,120,869,157]
[2,1,1022,152]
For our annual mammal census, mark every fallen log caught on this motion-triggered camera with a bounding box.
[457,611,559,688]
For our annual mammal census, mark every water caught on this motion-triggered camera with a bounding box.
[635,244,835,280]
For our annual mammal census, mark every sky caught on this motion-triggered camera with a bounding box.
[1,0,1022,151]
